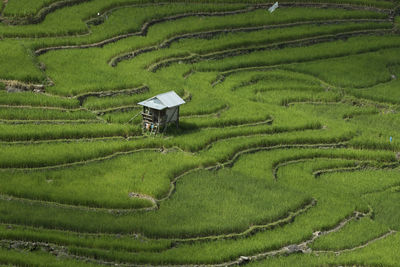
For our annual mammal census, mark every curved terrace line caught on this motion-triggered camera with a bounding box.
[0,198,316,243]
[180,104,229,119]
[0,142,345,215]
[0,117,273,143]
[210,39,400,87]
[0,135,141,146]
[273,158,370,181]
[1,0,394,26]
[0,209,379,266]
[274,69,400,108]
[313,230,397,255]
[34,5,267,55]
[0,116,270,146]
[94,105,141,115]
[33,2,391,55]
[283,100,342,106]
[0,0,91,25]
[76,85,149,105]
[110,18,390,67]
[0,122,327,171]
[273,157,399,181]
[149,29,392,73]
[360,179,400,196]
[0,104,85,111]
[0,0,7,16]
[0,119,102,124]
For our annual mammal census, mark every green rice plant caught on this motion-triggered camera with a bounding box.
[349,113,400,151]
[192,36,400,73]
[2,123,348,207]
[0,123,141,141]
[0,1,399,264]
[0,138,154,168]
[101,109,142,124]
[0,153,388,263]
[0,91,80,108]
[232,149,395,182]
[0,2,246,38]
[0,223,171,252]
[0,247,98,266]
[153,21,392,68]
[286,49,400,88]
[327,232,400,266]
[245,82,324,95]
[116,10,389,62]
[310,216,389,250]
[249,89,341,106]
[180,101,227,116]
[3,0,65,17]
[179,111,270,128]
[0,107,96,120]
[2,0,396,19]
[38,15,392,95]
[0,150,201,209]
[0,2,88,37]
[1,1,388,39]
[224,69,326,99]
[346,64,400,104]
[0,122,320,168]
[365,189,400,230]
[0,148,395,264]
[23,3,248,52]
[248,233,400,267]
[0,41,45,83]
[0,167,311,238]
[347,79,400,104]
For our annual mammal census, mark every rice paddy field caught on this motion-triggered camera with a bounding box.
[0,0,400,266]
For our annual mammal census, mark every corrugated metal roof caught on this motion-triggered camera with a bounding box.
[138,91,185,110]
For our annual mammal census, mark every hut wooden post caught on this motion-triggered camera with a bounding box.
[176,106,179,128]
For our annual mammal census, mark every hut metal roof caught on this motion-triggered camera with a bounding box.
[138,91,185,110]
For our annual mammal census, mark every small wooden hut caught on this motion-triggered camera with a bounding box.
[138,91,185,133]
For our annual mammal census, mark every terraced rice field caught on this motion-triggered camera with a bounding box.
[1,0,400,265]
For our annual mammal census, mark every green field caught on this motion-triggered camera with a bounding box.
[1,0,400,265]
